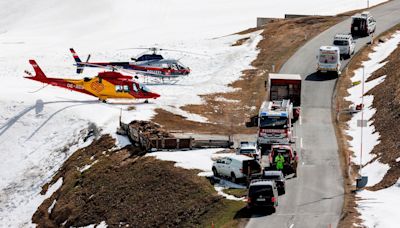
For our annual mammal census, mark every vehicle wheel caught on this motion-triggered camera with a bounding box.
[231,172,237,183]
[212,167,219,177]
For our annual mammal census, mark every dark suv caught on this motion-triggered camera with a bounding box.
[247,179,278,212]
[262,170,286,195]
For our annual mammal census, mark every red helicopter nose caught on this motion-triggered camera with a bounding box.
[151,92,160,99]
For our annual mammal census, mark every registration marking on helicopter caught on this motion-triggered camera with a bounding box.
[148,70,162,74]
[67,83,84,90]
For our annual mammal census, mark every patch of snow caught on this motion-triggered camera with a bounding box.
[396,157,400,162]
[214,186,245,201]
[79,221,108,228]
[146,149,224,175]
[96,221,108,228]
[345,31,400,227]
[115,134,131,149]
[47,199,56,214]
[346,31,400,172]
[357,179,400,228]
[79,160,98,173]
[361,160,390,187]
[214,97,240,103]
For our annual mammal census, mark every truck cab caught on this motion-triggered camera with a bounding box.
[257,100,293,146]
[237,141,260,159]
[333,34,355,58]
[317,46,341,75]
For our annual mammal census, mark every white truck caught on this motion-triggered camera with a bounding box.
[317,46,341,75]
[237,141,260,159]
[333,34,355,58]
[212,154,261,183]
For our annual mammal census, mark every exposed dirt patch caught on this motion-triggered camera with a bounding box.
[153,16,346,134]
[334,24,400,228]
[32,135,246,227]
[232,37,251,46]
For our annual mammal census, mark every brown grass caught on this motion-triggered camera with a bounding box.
[153,16,346,134]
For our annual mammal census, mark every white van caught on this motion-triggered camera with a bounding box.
[317,46,341,75]
[333,34,355,58]
[212,154,261,183]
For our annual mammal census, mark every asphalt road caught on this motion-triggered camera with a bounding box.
[247,1,400,227]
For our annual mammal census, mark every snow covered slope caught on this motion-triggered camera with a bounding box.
[0,0,388,227]
[345,31,400,227]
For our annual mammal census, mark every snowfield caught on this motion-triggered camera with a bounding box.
[0,0,389,226]
[345,31,400,227]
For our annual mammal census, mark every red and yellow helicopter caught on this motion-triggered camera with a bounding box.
[70,48,192,81]
[24,60,160,103]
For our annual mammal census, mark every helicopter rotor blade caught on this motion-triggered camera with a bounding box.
[118,47,209,57]
[157,48,209,57]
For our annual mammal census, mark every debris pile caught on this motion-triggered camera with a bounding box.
[128,120,173,139]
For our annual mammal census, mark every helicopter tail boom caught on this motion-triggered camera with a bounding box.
[26,60,47,80]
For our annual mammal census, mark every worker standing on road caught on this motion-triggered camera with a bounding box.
[275,152,285,171]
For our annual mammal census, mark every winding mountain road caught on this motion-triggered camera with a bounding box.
[247,1,400,227]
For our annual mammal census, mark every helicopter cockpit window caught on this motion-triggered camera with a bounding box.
[132,83,139,92]
[140,84,150,93]
[115,85,122,92]
[115,85,129,92]
[171,64,178,70]
[161,63,168,68]
[177,61,186,70]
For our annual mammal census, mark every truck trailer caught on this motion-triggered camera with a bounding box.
[268,73,301,120]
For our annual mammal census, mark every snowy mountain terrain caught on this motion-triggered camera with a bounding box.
[0,0,388,227]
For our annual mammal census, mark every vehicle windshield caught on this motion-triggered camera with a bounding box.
[333,40,349,46]
[264,175,281,180]
[132,83,139,92]
[249,185,273,197]
[259,116,287,128]
[319,54,337,64]
[239,149,257,154]
[177,61,186,69]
